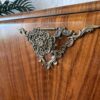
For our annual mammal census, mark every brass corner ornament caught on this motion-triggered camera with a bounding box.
[19,25,100,69]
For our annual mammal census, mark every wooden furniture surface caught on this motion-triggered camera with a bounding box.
[0,1,100,100]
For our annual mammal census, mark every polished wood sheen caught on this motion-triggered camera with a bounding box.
[0,1,100,100]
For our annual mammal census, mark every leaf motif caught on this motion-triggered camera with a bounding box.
[0,0,35,16]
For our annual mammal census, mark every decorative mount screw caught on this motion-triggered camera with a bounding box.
[19,25,100,69]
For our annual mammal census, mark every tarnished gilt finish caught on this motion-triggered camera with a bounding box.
[0,1,100,100]
[20,25,100,69]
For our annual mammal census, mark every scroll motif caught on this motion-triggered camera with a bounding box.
[20,25,100,69]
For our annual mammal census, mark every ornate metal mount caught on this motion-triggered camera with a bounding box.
[19,25,100,69]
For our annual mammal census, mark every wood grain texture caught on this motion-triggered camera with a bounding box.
[0,1,100,22]
[0,2,100,100]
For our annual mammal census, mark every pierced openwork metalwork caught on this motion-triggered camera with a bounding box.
[20,25,100,69]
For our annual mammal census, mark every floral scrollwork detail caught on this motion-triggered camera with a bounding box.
[20,25,100,69]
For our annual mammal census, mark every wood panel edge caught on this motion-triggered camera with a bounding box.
[0,1,100,22]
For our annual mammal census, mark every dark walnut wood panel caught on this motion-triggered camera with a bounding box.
[0,2,100,100]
